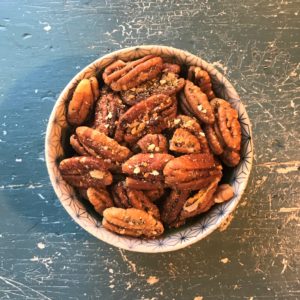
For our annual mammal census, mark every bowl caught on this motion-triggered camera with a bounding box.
[45,45,253,253]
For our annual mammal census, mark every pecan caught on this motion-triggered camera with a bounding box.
[120,72,185,106]
[70,134,89,156]
[188,66,215,100]
[137,134,168,153]
[203,123,225,155]
[112,181,160,219]
[103,55,163,91]
[220,149,240,167]
[169,128,201,154]
[122,153,174,184]
[180,80,215,124]
[67,77,99,126]
[115,94,177,144]
[59,156,113,188]
[163,153,222,190]
[93,92,126,137]
[179,178,219,220]
[213,184,234,203]
[102,207,164,238]
[144,188,165,202]
[125,177,165,190]
[161,190,190,225]
[76,126,132,164]
[168,115,210,153]
[86,187,114,215]
[162,63,181,74]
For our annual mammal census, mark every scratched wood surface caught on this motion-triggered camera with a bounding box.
[0,0,299,299]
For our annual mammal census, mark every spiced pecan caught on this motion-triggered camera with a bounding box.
[76,126,132,164]
[144,188,165,202]
[93,92,126,137]
[188,66,215,100]
[112,181,160,219]
[67,77,99,126]
[161,189,190,225]
[137,134,168,153]
[115,94,177,144]
[213,184,234,203]
[220,149,240,167]
[70,134,89,156]
[103,55,163,91]
[162,63,181,74]
[125,177,165,190]
[169,128,201,154]
[86,187,114,215]
[59,156,113,188]
[180,80,215,124]
[102,207,164,238]
[163,153,222,190]
[120,72,185,106]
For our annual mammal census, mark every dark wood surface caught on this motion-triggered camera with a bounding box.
[0,0,299,299]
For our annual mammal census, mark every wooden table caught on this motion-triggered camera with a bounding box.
[0,1,299,299]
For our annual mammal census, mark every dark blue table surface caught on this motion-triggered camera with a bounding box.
[0,0,299,299]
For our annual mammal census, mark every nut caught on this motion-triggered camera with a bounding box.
[103,55,163,91]
[102,207,164,238]
[144,188,165,202]
[162,63,181,74]
[137,134,168,153]
[213,184,234,203]
[125,177,165,190]
[70,134,89,156]
[86,187,114,215]
[59,156,113,188]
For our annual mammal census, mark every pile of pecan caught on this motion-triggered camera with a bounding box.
[59,55,241,238]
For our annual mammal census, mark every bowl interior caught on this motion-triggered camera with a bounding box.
[45,45,253,252]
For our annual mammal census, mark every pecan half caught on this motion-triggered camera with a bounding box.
[188,66,215,100]
[93,92,126,137]
[163,153,222,190]
[169,128,201,154]
[67,77,99,126]
[137,134,168,153]
[144,188,165,202]
[162,63,181,74]
[122,153,174,184]
[213,184,234,203]
[220,149,240,167]
[86,187,114,215]
[102,207,164,238]
[120,72,185,106]
[59,156,113,188]
[112,181,160,219]
[115,94,177,144]
[125,177,165,190]
[76,126,132,164]
[180,80,215,124]
[70,134,89,156]
[161,189,190,225]
[103,55,163,91]
[168,115,210,153]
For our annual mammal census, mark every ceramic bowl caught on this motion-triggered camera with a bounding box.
[45,45,253,253]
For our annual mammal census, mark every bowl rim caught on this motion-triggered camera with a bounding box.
[45,45,253,253]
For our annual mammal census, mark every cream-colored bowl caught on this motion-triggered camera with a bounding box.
[45,45,253,252]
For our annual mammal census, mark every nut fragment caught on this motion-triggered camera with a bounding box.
[213,184,234,203]
[102,207,164,238]
[67,77,99,126]
[103,55,163,91]
[162,63,181,74]
[59,156,113,188]
[144,188,165,202]
[70,134,89,156]
[87,187,114,215]
[137,134,168,153]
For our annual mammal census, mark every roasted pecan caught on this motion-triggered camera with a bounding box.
[125,177,165,190]
[203,123,225,155]
[93,92,126,137]
[180,80,215,124]
[120,72,185,106]
[115,94,177,144]
[137,134,168,153]
[220,149,240,167]
[161,189,190,225]
[168,115,210,153]
[179,178,219,220]
[112,181,160,219]
[122,153,174,184]
[169,128,201,154]
[67,77,99,126]
[102,207,164,238]
[163,153,222,190]
[188,66,215,100]
[103,55,163,91]
[144,188,165,202]
[76,126,132,164]
[213,184,234,203]
[59,156,113,188]
[86,187,114,215]
[162,63,181,74]
[70,134,89,156]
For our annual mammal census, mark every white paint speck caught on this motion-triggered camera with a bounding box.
[194,297,203,300]
[43,24,51,32]
[146,276,159,285]
[3,130,7,136]
[75,66,81,69]
[38,193,45,200]
[109,268,114,274]
[37,242,45,249]
[220,257,230,264]
[34,89,38,93]
[15,158,22,162]
[290,100,295,108]
[30,256,39,262]
[109,284,115,289]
